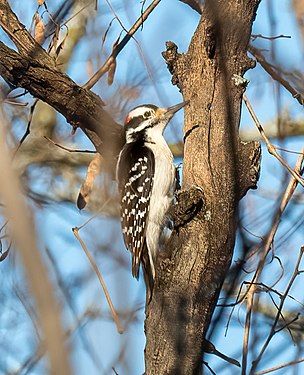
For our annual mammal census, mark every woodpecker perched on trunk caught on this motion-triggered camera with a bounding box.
[116,101,189,300]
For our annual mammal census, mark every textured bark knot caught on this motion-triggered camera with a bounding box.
[248,142,261,184]
[204,25,216,59]
[162,41,180,86]
[173,186,205,228]
[237,141,261,199]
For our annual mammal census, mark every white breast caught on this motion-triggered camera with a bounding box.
[144,133,175,258]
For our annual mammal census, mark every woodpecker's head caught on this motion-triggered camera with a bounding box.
[124,101,189,143]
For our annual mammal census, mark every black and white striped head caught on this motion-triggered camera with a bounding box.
[124,101,189,143]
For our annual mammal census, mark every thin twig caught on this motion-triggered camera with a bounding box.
[274,313,300,335]
[83,0,161,89]
[272,145,304,155]
[0,220,8,232]
[251,34,291,41]
[267,293,296,344]
[6,90,28,99]
[241,286,254,375]
[221,278,304,309]
[12,283,41,341]
[203,361,217,375]
[44,136,96,153]
[240,224,264,240]
[102,18,116,47]
[14,99,39,156]
[61,4,90,27]
[250,247,304,374]
[243,94,304,187]
[248,45,304,106]
[255,357,304,375]
[4,99,28,106]
[104,0,129,34]
[225,143,304,366]
[72,227,123,334]
[75,196,111,230]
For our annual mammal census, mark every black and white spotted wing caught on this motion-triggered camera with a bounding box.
[116,141,155,279]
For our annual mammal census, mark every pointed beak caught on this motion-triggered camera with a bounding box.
[156,100,190,121]
[166,100,190,115]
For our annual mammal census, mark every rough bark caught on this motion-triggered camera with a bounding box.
[145,1,261,374]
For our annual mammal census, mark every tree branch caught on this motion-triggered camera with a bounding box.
[248,45,304,106]
[83,0,162,89]
[0,0,124,168]
[0,0,53,64]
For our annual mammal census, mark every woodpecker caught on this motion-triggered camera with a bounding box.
[116,101,189,299]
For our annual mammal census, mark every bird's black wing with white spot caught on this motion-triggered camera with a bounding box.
[116,141,155,279]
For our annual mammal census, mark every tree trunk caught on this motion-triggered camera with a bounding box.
[144,1,261,374]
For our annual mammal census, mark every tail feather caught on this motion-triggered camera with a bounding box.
[141,243,155,304]
[132,256,140,280]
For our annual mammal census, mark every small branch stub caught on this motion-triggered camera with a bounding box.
[162,41,181,87]
[173,186,205,228]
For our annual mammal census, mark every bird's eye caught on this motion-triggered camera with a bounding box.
[144,111,151,118]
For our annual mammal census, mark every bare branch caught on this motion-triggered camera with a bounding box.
[242,287,254,374]
[250,247,304,373]
[248,45,304,106]
[72,226,124,334]
[0,0,123,165]
[83,0,161,89]
[243,94,304,187]
[44,136,96,154]
[251,34,291,40]
[0,0,53,64]
[0,42,122,163]
[14,99,39,153]
[256,357,304,375]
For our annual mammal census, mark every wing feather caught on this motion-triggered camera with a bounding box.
[116,142,155,278]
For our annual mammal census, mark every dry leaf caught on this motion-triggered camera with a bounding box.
[77,154,102,209]
[0,248,10,262]
[86,59,94,78]
[107,36,120,86]
[102,18,115,47]
[51,24,60,54]
[55,39,66,59]
[0,242,11,262]
[34,13,45,45]
[107,58,116,86]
